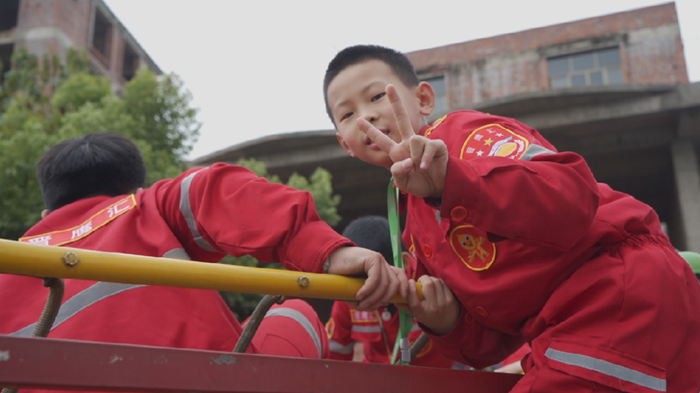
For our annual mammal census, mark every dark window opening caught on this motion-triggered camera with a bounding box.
[548,47,623,89]
[0,0,20,31]
[122,43,138,81]
[0,44,13,84]
[91,8,112,60]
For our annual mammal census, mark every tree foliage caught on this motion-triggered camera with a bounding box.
[0,48,200,239]
[219,158,341,319]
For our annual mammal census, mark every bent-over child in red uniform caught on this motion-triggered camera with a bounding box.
[0,132,408,393]
[323,45,700,393]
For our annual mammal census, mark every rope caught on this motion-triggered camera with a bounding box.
[2,278,64,393]
[233,294,284,353]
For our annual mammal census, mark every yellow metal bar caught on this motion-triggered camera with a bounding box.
[0,239,415,303]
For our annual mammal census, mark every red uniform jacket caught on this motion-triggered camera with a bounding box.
[1,164,351,354]
[407,111,700,392]
[326,301,454,368]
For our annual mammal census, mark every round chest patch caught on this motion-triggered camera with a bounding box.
[449,225,496,271]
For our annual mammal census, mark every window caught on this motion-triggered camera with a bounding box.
[122,43,138,81]
[0,0,19,31]
[423,76,447,114]
[91,8,112,60]
[548,47,623,89]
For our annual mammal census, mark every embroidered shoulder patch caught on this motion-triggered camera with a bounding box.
[20,195,137,247]
[460,124,529,161]
[449,225,496,271]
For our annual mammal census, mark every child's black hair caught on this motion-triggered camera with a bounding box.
[342,215,402,266]
[323,45,420,125]
[36,132,146,211]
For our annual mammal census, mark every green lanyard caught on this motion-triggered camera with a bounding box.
[387,178,414,365]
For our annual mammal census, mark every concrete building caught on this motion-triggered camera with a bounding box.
[0,0,160,91]
[195,2,700,252]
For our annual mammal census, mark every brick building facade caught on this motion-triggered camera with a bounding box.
[407,2,687,118]
[0,0,159,91]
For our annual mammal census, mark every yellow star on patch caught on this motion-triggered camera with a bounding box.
[484,138,494,146]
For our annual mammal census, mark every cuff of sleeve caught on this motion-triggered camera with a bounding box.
[421,306,469,346]
[285,220,354,273]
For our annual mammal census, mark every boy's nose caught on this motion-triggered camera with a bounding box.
[361,112,377,123]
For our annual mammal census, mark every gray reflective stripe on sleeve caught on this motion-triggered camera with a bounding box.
[329,339,354,355]
[264,308,323,359]
[521,144,555,161]
[351,325,382,333]
[162,248,191,260]
[11,282,146,337]
[180,169,217,253]
[545,348,666,392]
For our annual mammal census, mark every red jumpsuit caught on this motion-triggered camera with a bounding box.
[326,301,454,368]
[407,111,700,392]
[0,164,345,373]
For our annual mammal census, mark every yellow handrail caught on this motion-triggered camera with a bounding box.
[0,239,414,303]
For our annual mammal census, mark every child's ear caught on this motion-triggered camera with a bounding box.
[416,81,436,116]
[41,209,49,219]
[336,132,355,157]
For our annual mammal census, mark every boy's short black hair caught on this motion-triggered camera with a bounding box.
[342,215,402,266]
[36,132,146,211]
[323,45,420,124]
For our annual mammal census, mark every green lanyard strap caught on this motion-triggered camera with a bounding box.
[387,178,414,365]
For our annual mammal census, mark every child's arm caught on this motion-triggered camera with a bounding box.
[362,85,600,251]
[156,164,407,311]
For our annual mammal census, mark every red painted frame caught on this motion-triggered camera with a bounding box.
[0,335,521,392]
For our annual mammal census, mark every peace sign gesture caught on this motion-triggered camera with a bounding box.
[357,85,449,199]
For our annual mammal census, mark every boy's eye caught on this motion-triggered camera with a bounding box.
[340,112,353,122]
[371,93,386,102]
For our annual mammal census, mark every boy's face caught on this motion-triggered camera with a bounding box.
[327,60,433,168]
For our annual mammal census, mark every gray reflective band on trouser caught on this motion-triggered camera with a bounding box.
[521,144,555,161]
[264,308,323,359]
[329,339,354,355]
[545,348,667,392]
[162,248,191,260]
[180,169,217,253]
[11,282,146,337]
[351,325,381,333]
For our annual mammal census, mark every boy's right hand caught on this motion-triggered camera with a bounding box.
[357,84,449,199]
[396,275,460,336]
[327,246,408,311]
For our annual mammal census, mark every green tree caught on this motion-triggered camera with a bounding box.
[220,158,341,319]
[0,48,200,239]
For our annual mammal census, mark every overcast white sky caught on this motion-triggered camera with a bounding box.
[103,0,700,160]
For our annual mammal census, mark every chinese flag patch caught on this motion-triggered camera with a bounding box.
[460,124,529,161]
[449,225,496,271]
